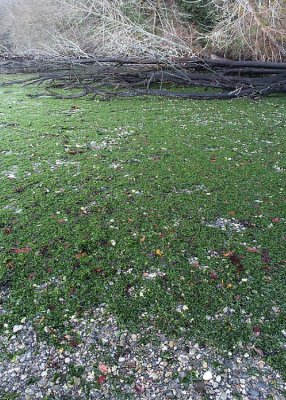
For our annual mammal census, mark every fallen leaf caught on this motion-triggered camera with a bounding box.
[69,338,79,347]
[229,252,244,272]
[97,375,106,385]
[253,346,264,357]
[210,270,218,280]
[140,235,146,244]
[226,283,233,289]
[246,247,259,253]
[223,251,234,257]
[4,227,12,235]
[28,272,36,280]
[135,384,144,394]
[11,247,32,254]
[66,149,84,155]
[271,217,280,223]
[75,252,87,260]
[6,262,14,270]
[154,249,163,257]
[94,268,104,274]
[98,363,108,374]
[261,249,271,265]
[253,325,261,337]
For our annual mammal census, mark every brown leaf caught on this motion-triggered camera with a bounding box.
[97,375,106,385]
[253,346,264,357]
[140,235,146,244]
[66,149,84,155]
[28,272,36,280]
[271,217,280,223]
[69,338,79,347]
[229,252,244,272]
[223,251,234,257]
[94,268,104,274]
[75,252,87,260]
[253,325,261,337]
[11,247,32,254]
[210,270,218,280]
[4,227,12,235]
[6,261,15,270]
[261,249,271,265]
[135,384,144,394]
[246,247,259,253]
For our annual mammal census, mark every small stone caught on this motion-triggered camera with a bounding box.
[220,392,228,400]
[202,361,208,369]
[150,372,159,380]
[216,375,222,383]
[248,388,260,398]
[168,341,175,348]
[13,325,23,333]
[193,381,206,393]
[64,358,71,364]
[203,371,213,381]
[165,389,177,399]
[130,334,137,342]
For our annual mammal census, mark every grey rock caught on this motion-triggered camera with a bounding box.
[193,381,206,393]
[248,388,260,398]
[165,389,177,399]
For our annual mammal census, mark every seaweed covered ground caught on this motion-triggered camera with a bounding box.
[0,79,285,398]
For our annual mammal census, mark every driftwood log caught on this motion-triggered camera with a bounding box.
[0,56,285,100]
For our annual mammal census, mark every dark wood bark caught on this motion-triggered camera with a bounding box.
[0,56,285,100]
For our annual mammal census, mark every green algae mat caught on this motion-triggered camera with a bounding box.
[0,80,285,375]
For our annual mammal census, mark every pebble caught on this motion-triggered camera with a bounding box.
[0,306,285,399]
[193,381,206,393]
[165,389,177,398]
[13,325,23,333]
[203,371,213,381]
[248,388,260,398]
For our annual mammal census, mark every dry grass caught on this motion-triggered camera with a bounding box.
[0,0,197,59]
[206,0,286,61]
[0,0,285,61]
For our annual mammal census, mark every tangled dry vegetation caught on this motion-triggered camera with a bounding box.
[207,0,286,62]
[0,0,285,62]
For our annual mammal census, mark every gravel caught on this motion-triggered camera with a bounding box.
[0,304,285,399]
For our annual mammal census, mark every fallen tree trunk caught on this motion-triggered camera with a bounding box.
[0,56,285,100]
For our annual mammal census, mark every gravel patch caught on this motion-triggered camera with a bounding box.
[0,305,285,399]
